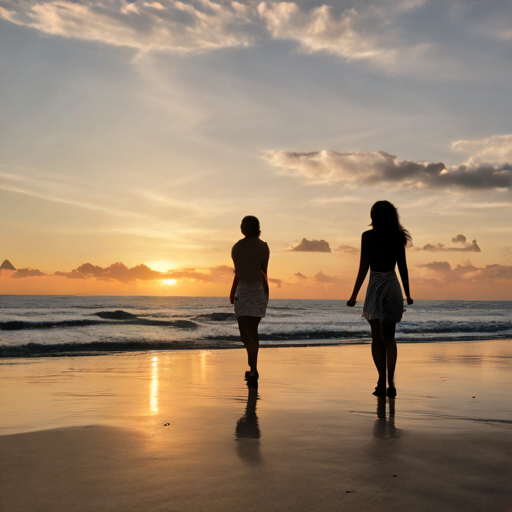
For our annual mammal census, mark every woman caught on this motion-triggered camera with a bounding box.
[230,216,270,382]
[347,201,413,398]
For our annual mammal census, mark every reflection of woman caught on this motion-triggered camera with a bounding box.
[347,201,413,398]
[235,385,260,440]
[235,384,262,465]
[230,216,269,382]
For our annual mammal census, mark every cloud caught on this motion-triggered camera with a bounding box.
[421,261,452,273]
[423,236,481,253]
[336,245,359,255]
[268,277,283,288]
[452,134,512,164]
[0,0,258,52]
[290,238,331,252]
[0,0,426,65]
[1,0,509,79]
[10,268,47,278]
[313,271,345,286]
[263,148,512,190]
[257,2,418,66]
[294,272,308,279]
[53,261,234,283]
[452,234,467,244]
[421,260,512,283]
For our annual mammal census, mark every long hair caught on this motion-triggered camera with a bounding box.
[370,201,412,247]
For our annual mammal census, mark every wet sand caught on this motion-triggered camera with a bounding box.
[1,340,512,511]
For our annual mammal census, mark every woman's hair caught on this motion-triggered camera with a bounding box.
[241,216,261,237]
[370,200,412,246]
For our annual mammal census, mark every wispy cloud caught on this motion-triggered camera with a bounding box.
[1,0,505,78]
[310,196,364,205]
[336,245,359,255]
[0,0,258,52]
[258,2,422,66]
[452,134,512,164]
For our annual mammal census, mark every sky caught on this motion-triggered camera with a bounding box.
[1,0,512,299]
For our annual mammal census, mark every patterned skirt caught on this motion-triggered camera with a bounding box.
[234,280,269,318]
[363,270,404,323]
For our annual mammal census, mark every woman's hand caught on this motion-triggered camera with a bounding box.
[230,274,239,305]
[346,300,356,307]
[407,297,414,305]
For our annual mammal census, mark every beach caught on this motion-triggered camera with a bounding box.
[1,340,512,511]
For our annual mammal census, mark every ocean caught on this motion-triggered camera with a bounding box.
[1,296,511,357]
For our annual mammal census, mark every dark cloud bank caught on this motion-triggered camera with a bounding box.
[265,150,512,190]
[3,262,234,284]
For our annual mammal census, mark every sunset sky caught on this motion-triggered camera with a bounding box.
[1,0,512,299]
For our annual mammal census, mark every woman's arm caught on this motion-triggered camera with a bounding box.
[230,274,239,304]
[347,232,371,306]
[397,244,413,304]
[261,250,269,296]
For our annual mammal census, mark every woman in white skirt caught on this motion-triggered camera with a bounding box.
[230,216,269,383]
[347,201,413,398]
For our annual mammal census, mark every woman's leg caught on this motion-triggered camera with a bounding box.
[237,316,261,377]
[369,319,386,388]
[381,321,397,387]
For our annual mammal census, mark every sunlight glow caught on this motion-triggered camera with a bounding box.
[146,261,175,272]
[162,279,177,286]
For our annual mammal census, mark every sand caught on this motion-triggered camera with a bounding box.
[1,340,512,511]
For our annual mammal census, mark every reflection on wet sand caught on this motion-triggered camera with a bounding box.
[235,384,262,465]
[373,396,399,439]
[150,356,159,415]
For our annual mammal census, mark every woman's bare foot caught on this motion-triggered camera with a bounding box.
[387,382,397,398]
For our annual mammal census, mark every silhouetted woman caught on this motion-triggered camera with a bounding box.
[230,216,269,382]
[347,201,413,398]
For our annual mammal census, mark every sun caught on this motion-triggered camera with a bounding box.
[162,279,177,286]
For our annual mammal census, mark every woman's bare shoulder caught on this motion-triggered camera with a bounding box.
[231,238,245,251]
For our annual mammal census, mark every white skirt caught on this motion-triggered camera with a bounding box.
[363,271,404,323]
[234,280,268,318]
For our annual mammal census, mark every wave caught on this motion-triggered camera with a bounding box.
[207,329,370,341]
[2,333,512,358]
[400,322,512,334]
[193,312,236,322]
[0,317,198,331]
[0,340,221,357]
[94,310,137,320]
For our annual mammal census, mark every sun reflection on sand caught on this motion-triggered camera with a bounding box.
[150,356,159,415]
[200,351,208,382]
